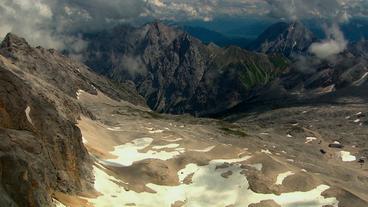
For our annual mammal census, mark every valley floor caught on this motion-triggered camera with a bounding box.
[54,90,368,207]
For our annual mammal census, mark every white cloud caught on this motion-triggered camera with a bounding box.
[309,24,348,59]
[144,0,268,21]
[0,0,62,49]
[268,0,368,22]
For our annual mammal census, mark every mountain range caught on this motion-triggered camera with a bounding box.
[82,22,283,115]
[80,21,368,116]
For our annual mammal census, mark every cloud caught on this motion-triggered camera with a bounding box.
[144,0,367,23]
[0,0,367,52]
[144,0,269,21]
[0,0,62,49]
[0,0,146,50]
[265,0,340,20]
[119,55,147,77]
[309,24,348,59]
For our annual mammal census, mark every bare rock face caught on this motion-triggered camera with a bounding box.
[0,33,145,206]
[248,21,316,57]
[83,22,282,115]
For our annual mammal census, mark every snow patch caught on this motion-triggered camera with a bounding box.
[52,199,66,207]
[148,129,164,134]
[76,89,84,100]
[107,127,122,131]
[189,145,215,153]
[82,136,88,144]
[106,138,184,166]
[152,144,180,150]
[25,106,33,125]
[305,137,317,144]
[275,171,295,185]
[261,149,272,154]
[164,138,183,142]
[339,151,356,162]
[354,72,368,85]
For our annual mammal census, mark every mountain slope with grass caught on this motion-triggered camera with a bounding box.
[82,22,284,115]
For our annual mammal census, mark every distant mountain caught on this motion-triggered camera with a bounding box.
[180,26,251,48]
[82,22,285,115]
[174,17,276,39]
[249,21,317,57]
[0,33,145,206]
[226,21,276,39]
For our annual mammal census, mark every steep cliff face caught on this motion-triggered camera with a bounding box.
[83,23,281,115]
[0,33,145,206]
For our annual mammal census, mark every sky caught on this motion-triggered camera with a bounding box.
[0,0,367,50]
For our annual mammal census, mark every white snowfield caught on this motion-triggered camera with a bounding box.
[77,115,339,207]
[339,151,356,162]
[88,154,338,207]
[106,137,185,166]
[86,136,338,207]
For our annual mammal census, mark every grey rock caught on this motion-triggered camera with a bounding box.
[249,21,316,57]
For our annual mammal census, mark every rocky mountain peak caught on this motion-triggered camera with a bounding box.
[82,23,278,115]
[249,21,316,57]
[144,22,183,45]
[0,33,31,50]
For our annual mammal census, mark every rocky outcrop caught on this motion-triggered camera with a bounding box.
[83,22,283,115]
[0,33,145,206]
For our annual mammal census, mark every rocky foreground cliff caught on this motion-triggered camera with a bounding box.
[0,33,145,206]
